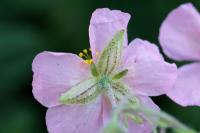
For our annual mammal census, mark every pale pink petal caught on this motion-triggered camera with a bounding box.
[89,8,130,59]
[159,3,200,61]
[128,96,159,133]
[128,121,152,133]
[138,95,160,111]
[122,39,177,96]
[46,99,102,133]
[101,96,112,126]
[32,51,90,108]
[167,63,200,106]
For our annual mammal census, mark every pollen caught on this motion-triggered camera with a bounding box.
[89,59,93,64]
[79,48,93,65]
[79,52,84,58]
[84,59,93,65]
[83,49,88,54]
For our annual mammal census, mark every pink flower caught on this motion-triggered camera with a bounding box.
[32,8,177,133]
[159,3,200,106]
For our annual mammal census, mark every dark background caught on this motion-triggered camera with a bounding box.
[0,0,199,133]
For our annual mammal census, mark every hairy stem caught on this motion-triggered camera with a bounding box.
[110,102,197,133]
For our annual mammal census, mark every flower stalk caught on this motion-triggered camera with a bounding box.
[102,99,198,133]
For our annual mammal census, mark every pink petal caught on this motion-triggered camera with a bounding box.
[122,39,177,96]
[128,96,159,133]
[32,51,90,108]
[46,99,103,133]
[167,63,200,106]
[159,3,200,61]
[101,96,112,126]
[128,122,152,133]
[89,8,130,59]
[139,95,160,111]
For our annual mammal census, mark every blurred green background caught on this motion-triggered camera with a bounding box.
[0,0,200,133]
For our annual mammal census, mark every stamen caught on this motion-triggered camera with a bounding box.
[83,49,88,54]
[78,48,100,65]
[84,60,91,64]
[79,52,84,58]
[89,59,93,64]
[79,48,93,65]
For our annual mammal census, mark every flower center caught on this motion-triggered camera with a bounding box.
[98,75,110,89]
[79,48,100,65]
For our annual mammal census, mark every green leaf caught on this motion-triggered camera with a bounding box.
[59,78,100,104]
[97,30,125,75]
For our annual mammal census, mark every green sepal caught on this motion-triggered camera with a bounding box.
[97,30,125,75]
[90,63,99,77]
[112,81,140,107]
[111,81,129,102]
[112,82,129,96]
[59,78,100,104]
[112,69,128,80]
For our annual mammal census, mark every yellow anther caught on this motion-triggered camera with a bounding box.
[83,49,88,54]
[84,59,93,65]
[79,48,94,65]
[79,52,84,58]
[84,60,89,64]
[89,59,93,64]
